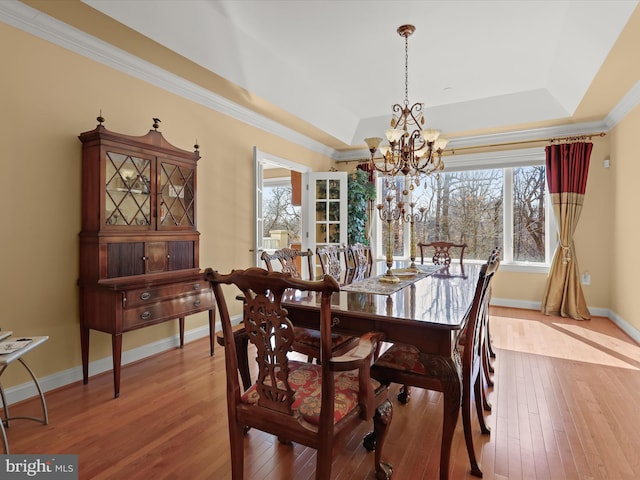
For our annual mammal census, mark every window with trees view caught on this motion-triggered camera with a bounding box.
[377,158,550,266]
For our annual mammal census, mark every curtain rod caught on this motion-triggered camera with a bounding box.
[447,131,607,155]
[341,131,607,164]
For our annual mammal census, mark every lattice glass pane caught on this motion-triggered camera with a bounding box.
[160,162,195,227]
[105,152,151,226]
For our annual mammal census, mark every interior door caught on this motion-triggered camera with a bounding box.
[254,147,265,266]
[307,171,348,275]
[253,148,311,268]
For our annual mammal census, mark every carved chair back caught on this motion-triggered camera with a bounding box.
[261,247,314,280]
[347,243,373,281]
[418,241,468,265]
[316,244,348,281]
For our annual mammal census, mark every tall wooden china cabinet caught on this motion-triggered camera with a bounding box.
[78,117,214,397]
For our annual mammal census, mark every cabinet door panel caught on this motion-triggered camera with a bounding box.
[167,241,195,271]
[145,241,168,273]
[107,242,145,278]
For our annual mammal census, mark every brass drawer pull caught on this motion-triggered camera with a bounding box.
[193,283,201,290]
[331,316,340,327]
[193,299,201,307]
[140,292,151,301]
[140,311,151,320]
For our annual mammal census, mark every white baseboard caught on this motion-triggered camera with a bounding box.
[4,303,639,406]
[491,297,639,345]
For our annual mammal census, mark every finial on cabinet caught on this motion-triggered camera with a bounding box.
[152,118,161,130]
[194,139,199,151]
[97,110,105,125]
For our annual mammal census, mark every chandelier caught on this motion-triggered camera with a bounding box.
[365,25,447,184]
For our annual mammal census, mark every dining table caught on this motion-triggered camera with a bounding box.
[280,260,477,480]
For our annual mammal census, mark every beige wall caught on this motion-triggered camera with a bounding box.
[0,19,629,391]
[610,104,640,330]
[0,23,332,388]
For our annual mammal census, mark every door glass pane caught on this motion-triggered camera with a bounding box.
[105,152,151,226]
[329,179,340,199]
[316,224,327,243]
[328,224,340,243]
[315,202,327,221]
[328,201,340,221]
[316,179,327,199]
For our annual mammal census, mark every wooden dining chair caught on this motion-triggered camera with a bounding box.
[347,243,373,281]
[480,248,501,391]
[316,244,349,281]
[261,247,314,280]
[368,255,499,479]
[418,241,468,265]
[262,248,360,363]
[205,267,393,480]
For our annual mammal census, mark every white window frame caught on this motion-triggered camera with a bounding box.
[373,147,554,274]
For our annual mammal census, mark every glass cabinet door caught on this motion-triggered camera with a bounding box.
[105,152,152,227]
[159,161,195,228]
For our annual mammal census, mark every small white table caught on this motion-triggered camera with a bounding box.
[0,335,49,453]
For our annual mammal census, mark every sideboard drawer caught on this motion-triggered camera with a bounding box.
[123,290,214,330]
[125,281,208,308]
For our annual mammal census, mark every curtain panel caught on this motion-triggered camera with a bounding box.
[541,142,593,320]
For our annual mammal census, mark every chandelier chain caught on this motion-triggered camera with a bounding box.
[404,33,409,107]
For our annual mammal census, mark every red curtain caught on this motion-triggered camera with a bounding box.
[541,142,592,320]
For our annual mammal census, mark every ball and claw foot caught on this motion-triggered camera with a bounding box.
[376,462,393,479]
[397,385,411,404]
[363,431,376,452]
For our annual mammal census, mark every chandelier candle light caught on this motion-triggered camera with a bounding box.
[365,24,448,184]
[403,202,427,271]
[377,194,404,283]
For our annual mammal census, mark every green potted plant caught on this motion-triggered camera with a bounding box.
[347,168,376,245]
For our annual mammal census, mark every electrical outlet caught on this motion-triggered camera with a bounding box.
[581,272,591,285]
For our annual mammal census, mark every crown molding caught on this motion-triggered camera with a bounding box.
[2,1,639,163]
[0,1,336,158]
[604,80,640,129]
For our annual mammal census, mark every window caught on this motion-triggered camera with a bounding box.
[375,148,552,270]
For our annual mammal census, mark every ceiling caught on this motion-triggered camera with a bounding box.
[79,0,638,149]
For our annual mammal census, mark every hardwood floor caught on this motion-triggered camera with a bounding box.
[4,306,640,479]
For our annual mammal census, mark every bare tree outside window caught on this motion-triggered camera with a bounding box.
[513,166,546,262]
[379,164,547,263]
[263,186,301,243]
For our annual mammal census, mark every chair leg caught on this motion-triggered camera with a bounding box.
[486,317,496,359]
[482,380,492,413]
[482,345,494,388]
[373,399,394,480]
[462,380,483,478]
[475,376,491,435]
[229,420,245,480]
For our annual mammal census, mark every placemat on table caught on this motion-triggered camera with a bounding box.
[340,264,442,295]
